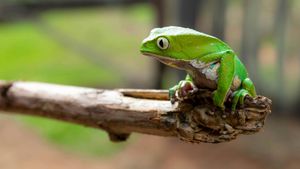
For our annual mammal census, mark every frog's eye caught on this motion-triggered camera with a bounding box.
[157,37,169,50]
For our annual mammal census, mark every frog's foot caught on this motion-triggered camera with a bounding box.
[169,80,197,104]
[231,89,249,111]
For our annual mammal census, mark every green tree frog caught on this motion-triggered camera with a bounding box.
[140,26,257,110]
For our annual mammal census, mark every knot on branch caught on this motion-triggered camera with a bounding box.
[163,89,271,143]
[0,81,12,108]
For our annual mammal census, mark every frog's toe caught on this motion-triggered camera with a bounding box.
[231,89,249,111]
[169,86,178,104]
[238,90,249,105]
[231,91,240,111]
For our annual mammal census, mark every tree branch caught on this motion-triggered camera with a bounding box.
[0,81,271,143]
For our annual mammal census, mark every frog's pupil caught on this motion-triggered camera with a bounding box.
[159,39,164,48]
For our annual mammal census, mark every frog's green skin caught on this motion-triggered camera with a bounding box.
[140,26,256,110]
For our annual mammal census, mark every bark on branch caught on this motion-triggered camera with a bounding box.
[0,81,271,143]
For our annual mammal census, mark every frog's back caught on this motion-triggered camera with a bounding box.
[150,26,214,37]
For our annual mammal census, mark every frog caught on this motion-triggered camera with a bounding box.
[140,26,256,111]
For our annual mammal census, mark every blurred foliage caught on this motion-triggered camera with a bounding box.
[39,5,153,74]
[0,4,153,156]
[0,22,120,85]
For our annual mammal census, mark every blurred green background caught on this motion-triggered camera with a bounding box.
[1,0,300,169]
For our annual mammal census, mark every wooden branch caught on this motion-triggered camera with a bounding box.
[0,81,271,143]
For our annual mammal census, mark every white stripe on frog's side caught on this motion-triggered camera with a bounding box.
[190,59,219,81]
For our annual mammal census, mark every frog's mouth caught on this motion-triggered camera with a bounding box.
[141,52,188,69]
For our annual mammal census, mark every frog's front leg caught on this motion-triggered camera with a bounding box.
[212,53,235,110]
[169,74,197,103]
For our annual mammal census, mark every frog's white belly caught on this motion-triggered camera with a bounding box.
[190,60,219,81]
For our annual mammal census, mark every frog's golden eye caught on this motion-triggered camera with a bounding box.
[157,37,169,50]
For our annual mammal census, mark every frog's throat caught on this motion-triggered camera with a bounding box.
[142,52,189,70]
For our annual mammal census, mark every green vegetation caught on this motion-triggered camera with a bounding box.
[0,22,119,86]
[0,4,153,156]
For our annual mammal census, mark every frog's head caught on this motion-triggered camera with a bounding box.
[140,26,229,68]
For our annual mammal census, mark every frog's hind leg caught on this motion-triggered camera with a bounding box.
[231,89,249,111]
[231,78,257,111]
[242,78,257,97]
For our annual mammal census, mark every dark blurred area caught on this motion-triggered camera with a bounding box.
[0,0,300,169]
[0,0,147,21]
